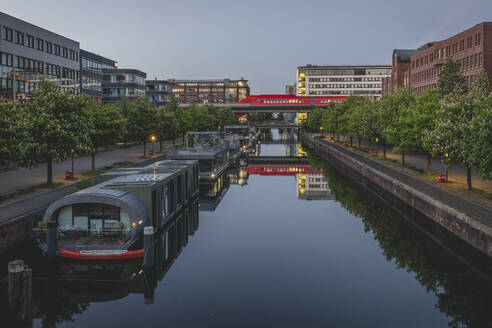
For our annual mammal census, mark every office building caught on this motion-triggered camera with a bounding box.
[0,11,80,102]
[146,79,173,106]
[80,49,118,102]
[296,65,391,99]
[170,78,249,104]
[410,22,492,96]
[102,68,146,103]
[384,22,492,96]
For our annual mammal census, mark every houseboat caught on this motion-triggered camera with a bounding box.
[35,160,199,260]
[167,132,229,181]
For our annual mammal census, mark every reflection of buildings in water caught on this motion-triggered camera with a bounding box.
[199,169,230,211]
[228,168,249,186]
[297,173,333,200]
[22,200,200,324]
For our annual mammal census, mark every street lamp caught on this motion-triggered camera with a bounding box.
[71,149,75,179]
[375,137,379,155]
[445,153,449,182]
[150,135,156,154]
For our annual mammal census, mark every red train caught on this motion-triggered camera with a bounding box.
[238,94,347,106]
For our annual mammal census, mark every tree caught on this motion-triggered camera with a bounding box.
[345,98,369,148]
[0,102,19,168]
[437,58,468,99]
[466,70,491,181]
[87,102,126,171]
[382,88,417,164]
[127,98,157,156]
[215,107,237,128]
[303,107,325,132]
[118,97,133,147]
[18,81,91,185]
[155,105,177,152]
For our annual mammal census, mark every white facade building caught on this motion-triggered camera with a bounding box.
[296,65,391,99]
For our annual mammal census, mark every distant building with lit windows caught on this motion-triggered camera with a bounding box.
[170,78,250,104]
[0,11,80,102]
[296,65,391,99]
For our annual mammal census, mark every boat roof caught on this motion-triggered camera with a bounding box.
[43,178,148,223]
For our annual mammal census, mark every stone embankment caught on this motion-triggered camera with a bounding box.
[303,134,492,257]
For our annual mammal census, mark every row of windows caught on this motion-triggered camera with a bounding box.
[413,32,482,68]
[309,90,382,95]
[304,68,391,76]
[103,87,145,97]
[308,77,383,82]
[103,74,145,85]
[309,83,382,89]
[81,58,116,72]
[2,26,79,62]
[412,53,483,84]
[82,76,102,91]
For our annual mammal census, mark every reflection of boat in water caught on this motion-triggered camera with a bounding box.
[34,160,199,260]
[168,132,230,181]
[199,169,230,211]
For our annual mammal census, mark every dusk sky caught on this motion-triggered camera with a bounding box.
[3,0,492,93]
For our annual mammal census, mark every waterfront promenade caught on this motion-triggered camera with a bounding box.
[0,141,179,198]
[328,136,492,193]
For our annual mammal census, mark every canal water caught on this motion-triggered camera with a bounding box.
[1,128,492,328]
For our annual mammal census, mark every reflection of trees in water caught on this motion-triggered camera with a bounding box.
[307,150,492,328]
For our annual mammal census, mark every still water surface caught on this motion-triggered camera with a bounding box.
[1,129,492,327]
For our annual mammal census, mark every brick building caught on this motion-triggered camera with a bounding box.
[170,78,249,104]
[384,22,492,96]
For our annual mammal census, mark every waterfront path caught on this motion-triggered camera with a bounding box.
[0,141,180,197]
[309,135,492,226]
[328,135,492,193]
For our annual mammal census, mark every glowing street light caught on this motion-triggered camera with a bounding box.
[150,135,156,154]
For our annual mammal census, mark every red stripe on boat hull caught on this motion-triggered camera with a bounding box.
[59,249,144,260]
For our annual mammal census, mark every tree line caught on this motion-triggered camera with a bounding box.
[303,58,491,190]
[0,80,237,185]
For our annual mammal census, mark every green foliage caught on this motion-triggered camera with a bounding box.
[437,58,468,98]
[0,102,19,167]
[303,107,326,132]
[17,81,92,184]
[127,98,157,144]
[88,102,126,151]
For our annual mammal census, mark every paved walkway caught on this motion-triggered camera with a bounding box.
[0,140,180,197]
[329,136,492,193]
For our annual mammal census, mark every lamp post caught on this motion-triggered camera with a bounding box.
[320,126,323,137]
[150,135,156,154]
[71,149,75,179]
[445,153,449,182]
[375,137,379,156]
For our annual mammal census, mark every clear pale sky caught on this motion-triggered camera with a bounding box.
[2,0,492,93]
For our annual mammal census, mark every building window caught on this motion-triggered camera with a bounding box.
[477,33,481,46]
[1,52,13,67]
[62,47,68,58]
[14,31,24,45]
[26,35,34,48]
[479,53,482,66]
[54,44,60,56]
[2,27,13,42]
[36,38,44,51]
[45,41,53,54]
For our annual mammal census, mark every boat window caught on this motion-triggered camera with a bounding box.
[162,184,169,217]
[177,175,183,205]
[58,206,72,227]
